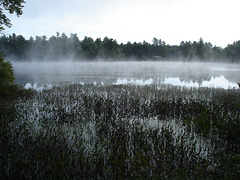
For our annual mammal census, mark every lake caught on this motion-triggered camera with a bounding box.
[12,61,240,89]
[8,61,240,178]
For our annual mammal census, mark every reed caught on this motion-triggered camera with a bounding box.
[1,83,239,179]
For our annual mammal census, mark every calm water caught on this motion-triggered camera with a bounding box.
[12,61,240,90]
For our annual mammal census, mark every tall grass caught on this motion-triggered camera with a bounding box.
[1,83,239,179]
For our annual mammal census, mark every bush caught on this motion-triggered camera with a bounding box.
[0,53,15,98]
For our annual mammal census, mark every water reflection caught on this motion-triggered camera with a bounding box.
[12,61,240,90]
[114,75,238,89]
[114,78,154,86]
[24,76,238,91]
[164,75,238,89]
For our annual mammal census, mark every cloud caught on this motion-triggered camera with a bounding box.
[4,0,240,47]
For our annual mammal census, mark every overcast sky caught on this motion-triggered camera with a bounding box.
[4,0,240,47]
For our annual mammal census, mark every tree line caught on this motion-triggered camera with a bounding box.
[0,33,240,62]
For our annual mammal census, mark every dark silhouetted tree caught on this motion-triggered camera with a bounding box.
[0,0,25,31]
[81,36,97,59]
[0,33,239,61]
[224,40,240,62]
[0,53,14,97]
[0,0,25,97]
[102,37,121,59]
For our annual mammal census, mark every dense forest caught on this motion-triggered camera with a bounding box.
[0,33,240,62]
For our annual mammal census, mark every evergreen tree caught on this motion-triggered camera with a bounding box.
[0,0,25,97]
[0,33,239,61]
[0,53,14,97]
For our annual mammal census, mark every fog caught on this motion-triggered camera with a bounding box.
[12,61,240,89]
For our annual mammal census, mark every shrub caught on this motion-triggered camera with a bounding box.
[0,53,15,98]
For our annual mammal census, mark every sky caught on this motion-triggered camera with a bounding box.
[4,0,240,47]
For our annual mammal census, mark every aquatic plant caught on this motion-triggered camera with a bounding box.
[1,83,239,179]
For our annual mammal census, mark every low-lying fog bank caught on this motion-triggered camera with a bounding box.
[12,61,240,89]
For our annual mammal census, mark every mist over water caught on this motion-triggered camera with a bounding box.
[12,61,240,89]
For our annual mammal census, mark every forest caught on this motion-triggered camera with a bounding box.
[0,33,240,61]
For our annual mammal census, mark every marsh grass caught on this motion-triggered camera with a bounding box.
[1,83,240,179]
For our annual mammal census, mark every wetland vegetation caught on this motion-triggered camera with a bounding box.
[1,82,240,179]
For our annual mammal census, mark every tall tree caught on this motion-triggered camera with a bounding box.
[81,36,97,59]
[0,0,25,97]
[196,37,204,59]
[0,53,14,97]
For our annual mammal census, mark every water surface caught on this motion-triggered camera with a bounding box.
[12,61,240,89]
